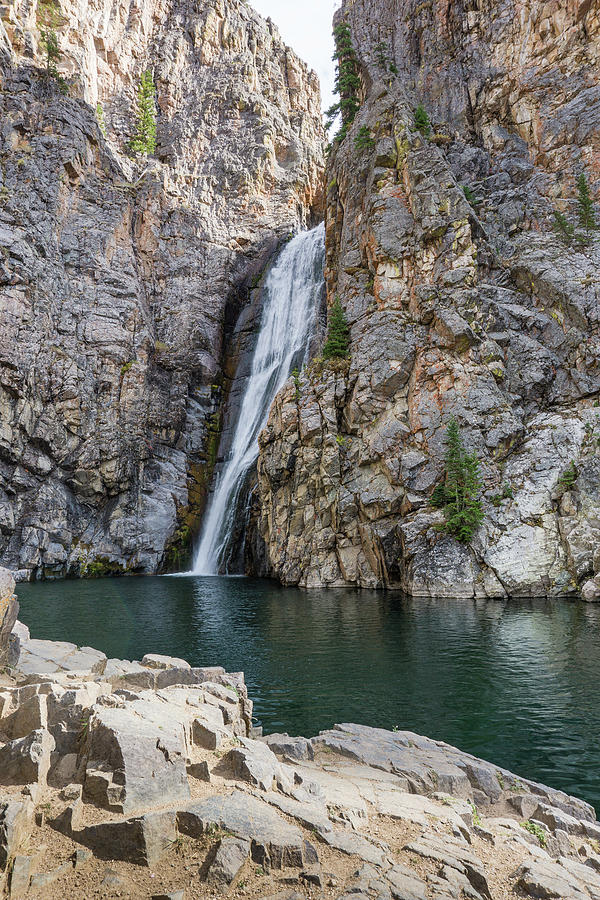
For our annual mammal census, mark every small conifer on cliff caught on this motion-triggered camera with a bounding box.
[323,297,350,360]
[431,418,484,543]
[37,0,65,80]
[577,172,597,234]
[130,70,157,156]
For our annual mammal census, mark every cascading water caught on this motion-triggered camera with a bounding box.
[192,223,325,575]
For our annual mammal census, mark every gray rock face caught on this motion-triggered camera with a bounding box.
[177,791,305,870]
[254,0,600,598]
[82,702,191,814]
[0,728,55,786]
[0,798,33,869]
[205,836,250,887]
[75,809,177,866]
[0,568,18,668]
[0,0,323,580]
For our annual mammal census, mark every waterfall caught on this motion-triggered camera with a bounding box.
[192,223,325,576]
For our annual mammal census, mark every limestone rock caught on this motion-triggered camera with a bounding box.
[141,654,191,670]
[263,733,315,761]
[0,569,18,669]
[582,576,600,602]
[82,704,190,813]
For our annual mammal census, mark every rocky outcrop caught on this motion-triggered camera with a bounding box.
[0,0,324,579]
[1,612,600,898]
[0,568,18,667]
[255,0,600,596]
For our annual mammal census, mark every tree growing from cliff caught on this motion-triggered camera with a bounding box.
[130,70,157,156]
[553,209,574,244]
[323,297,350,360]
[325,22,361,144]
[37,0,64,80]
[414,104,431,137]
[577,172,597,235]
[433,418,484,543]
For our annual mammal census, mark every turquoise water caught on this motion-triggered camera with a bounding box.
[16,576,600,811]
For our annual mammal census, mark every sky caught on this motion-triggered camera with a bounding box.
[250,0,341,112]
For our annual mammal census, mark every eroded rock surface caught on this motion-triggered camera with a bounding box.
[0,610,599,899]
[0,0,323,579]
[254,0,600,597]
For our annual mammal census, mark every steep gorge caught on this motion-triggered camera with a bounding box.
[0,0,324,579]
[255,0,600,597]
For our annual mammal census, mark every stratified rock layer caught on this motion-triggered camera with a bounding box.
[255,0,600,595]
[0,0,323,578]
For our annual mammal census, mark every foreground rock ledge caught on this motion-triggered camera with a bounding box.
[0,582,599,897]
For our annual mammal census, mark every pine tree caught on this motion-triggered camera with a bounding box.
[440,418,484,543]
[323,297,350,360]
[553,209,574,244]
[325,23,361,143]
[577,172,597,234]
[96,102,107,137]
[414,104,431,137]
[130,70,157,156]
[37,0,63,78]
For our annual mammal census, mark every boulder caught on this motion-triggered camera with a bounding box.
[263,733,314,761]
[9,853,33,896]
[0,799,34,870]
[227,738,284,791]
[177,791,305,870]
[75,810,177,866]
[0,694,47,740]
[205,836,250,886]
[141,654,191,670]
[0,729,55,786]
[582,576,600,602]
[0,568,19,669]
[82,704,190,814]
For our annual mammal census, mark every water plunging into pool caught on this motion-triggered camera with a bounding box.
[192,223,325,575]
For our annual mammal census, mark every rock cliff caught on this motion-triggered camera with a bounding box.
[0,0,324,578]
[255,0,600,597]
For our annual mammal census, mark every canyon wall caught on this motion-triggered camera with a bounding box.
[255,0,600,597]
[0,0,324,578]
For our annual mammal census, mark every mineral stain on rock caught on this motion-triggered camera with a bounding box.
[253,0,600,598]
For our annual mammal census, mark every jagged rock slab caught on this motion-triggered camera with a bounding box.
[0,798,34,870]
[205,836,250,887]
[82,703,190,813]
[17,640,106,676]
[75,810,177,866]
[177,790,305,870]
[312,724,594,820]
[0,729,55,787]
[323,829,388,867]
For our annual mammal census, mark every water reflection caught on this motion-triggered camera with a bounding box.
[16,576,600,810]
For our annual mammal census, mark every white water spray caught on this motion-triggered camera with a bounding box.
[192,223,325,575]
